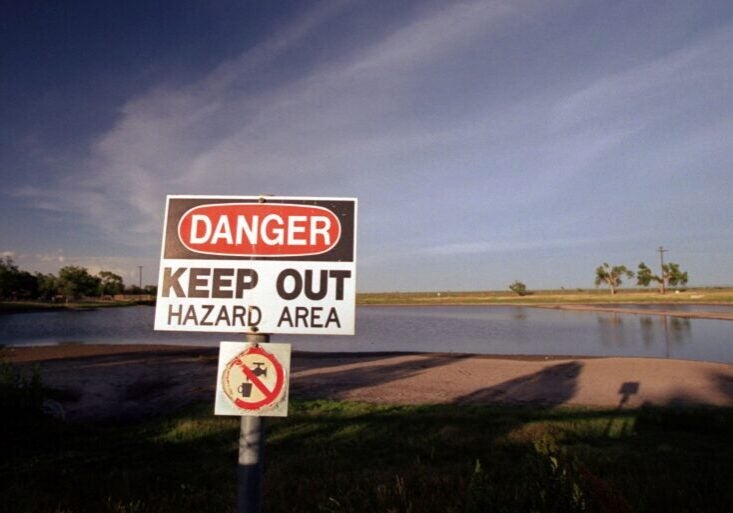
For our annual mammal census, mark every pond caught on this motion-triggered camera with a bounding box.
[0,305,731,364]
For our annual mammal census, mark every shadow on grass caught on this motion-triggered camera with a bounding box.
[3,349,733,513]
[2,396,733,513]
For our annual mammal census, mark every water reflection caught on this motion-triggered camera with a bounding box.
[512,307,528,321]
[0,305,730,363]
[669,317,692,346]
[597,313,628,349]
[638,315,692,358]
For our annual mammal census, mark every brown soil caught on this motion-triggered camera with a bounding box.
[3,344,731,422]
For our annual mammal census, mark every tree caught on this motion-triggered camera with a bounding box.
[98,271,124,296]
[0,256,20,299]
[0,256,39,300]
[509,280,528,296]
[124,285,144,295]
[664,263,689,290]
[35,273,60,300]
[58,266,101,300]
[594,263,633,295]
[637,261,688,294]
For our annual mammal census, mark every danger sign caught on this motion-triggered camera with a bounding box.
[154,195,357,335]
[215,341,291,416]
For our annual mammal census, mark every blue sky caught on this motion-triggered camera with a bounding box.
[2,0,732,291]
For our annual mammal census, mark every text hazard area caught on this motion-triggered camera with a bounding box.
[154,195,357,335]
[215,341,291,417]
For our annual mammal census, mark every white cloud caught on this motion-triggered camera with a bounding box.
[553,23,733,132]
[10,2,733,290]
[17,1,552,251]
[14,252,159,286]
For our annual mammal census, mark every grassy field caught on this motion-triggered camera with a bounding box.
[2,367,732,513]
[357,287,733,305]
[3,287,732,313]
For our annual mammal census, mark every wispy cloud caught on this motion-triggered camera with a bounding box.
[10,1,733,290]
[423,236,614,257]
[13,251,158,285]
[17,1,548,249]
[553,22,733,134]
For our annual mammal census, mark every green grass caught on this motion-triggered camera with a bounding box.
[4,287,732,313]
[1,395,732,513]
[357,287,733,305]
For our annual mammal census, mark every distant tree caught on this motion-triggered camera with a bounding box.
[509,280,528,296]
[35,273,60,300]
[124,285,144,295]
[98,271,124,296]
[13,271,39,299]
[0,256,39,300]
[0,256,20,299]
[637,262,688,294]
[58,266,101,300]
[664,263,689,291]
[594,263,633,295]
[143,284,157,295]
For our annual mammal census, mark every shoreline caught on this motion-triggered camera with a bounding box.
[3,343,731,422]
[4,288,733,316]
[359,302,733,321]
[2,343,596,364]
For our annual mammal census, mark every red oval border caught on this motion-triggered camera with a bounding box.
[228,346,286,411]
[177,202,342,257]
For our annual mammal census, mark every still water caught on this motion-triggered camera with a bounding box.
[0,305,731,364]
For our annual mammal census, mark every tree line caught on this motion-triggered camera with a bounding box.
[595,261,688,295]
[0,257,154,301]
[508,260,689,296]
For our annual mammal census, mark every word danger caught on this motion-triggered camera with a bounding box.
[178,203,341,257]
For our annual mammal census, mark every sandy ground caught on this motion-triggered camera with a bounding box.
[3,344,731,422]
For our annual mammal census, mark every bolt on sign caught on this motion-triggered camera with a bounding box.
[154,195,357,335]
[215,342,291,417]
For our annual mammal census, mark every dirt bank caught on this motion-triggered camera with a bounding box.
[3,344,731,421]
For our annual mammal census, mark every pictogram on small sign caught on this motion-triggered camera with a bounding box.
[215,342,291,417]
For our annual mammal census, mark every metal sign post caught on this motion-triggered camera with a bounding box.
[237,332,269,513]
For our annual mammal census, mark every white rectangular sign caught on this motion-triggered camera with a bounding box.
[154,195,357,335]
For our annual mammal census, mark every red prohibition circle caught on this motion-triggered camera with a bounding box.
[230,346,286,411]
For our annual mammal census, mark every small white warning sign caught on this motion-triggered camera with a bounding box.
[215,341,291,417]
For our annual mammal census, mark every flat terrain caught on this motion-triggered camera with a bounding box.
[2,293,731,421]
[3,344,731,421]
[357,287,733,305]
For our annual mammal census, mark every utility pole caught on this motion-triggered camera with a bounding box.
[657,246,668,294]
[138,266,143,290]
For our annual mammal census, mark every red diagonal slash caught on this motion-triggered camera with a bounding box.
[240,364,278,403]
[231,346,285,411]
